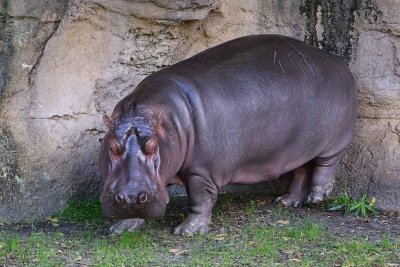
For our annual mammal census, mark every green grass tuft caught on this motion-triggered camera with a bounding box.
[55,197,103,221]
[326,192,378,218]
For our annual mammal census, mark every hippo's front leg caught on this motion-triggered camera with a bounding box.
[174,175,218,236]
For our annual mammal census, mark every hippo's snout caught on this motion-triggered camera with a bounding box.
[114,191,149,207]
[101,183,166,220]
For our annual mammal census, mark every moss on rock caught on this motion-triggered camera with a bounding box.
[0,14,13,99]
[300,0,381,61]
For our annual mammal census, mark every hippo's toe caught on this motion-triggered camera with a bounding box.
[306,183,334,204]
[306,192,324,204]
[173,215,210,236]
[174,224,208,236]
[109,218,145,234]
[275,194,305,207]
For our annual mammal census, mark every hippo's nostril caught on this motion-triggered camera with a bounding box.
[115,193,127,204]
[137,191,148,204]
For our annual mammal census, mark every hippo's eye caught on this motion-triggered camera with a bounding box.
[109,143,122,156]
[144,138,158,155]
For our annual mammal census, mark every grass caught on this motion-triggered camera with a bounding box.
[54,197,103,222]
[326,192,378,218]
[0,194,399,266]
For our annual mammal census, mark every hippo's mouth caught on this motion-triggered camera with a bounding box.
[101,196,167,220]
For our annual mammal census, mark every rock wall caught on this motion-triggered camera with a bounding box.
[343,0,400,210]
[0,0,399,221]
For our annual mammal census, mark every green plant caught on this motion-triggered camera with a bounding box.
[350,193,377,218]
[326,193,377,218]
[326,192,353,213]
[246,200,257,214]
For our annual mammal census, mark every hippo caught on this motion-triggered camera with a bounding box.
[99,34,357,235]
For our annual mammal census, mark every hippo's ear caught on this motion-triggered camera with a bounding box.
[103,114,112,129]
[144,137,158,156]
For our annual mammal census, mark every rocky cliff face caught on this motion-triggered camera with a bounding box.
[300,0,400,210]
[345,0,400,210]
[0,0,399,221]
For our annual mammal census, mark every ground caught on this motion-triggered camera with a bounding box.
[0,193,399,266]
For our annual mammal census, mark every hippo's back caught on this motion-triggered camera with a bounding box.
[161,34,353,97]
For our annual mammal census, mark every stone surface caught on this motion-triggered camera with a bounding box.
[0,0,68,221]
[352,31,400,119]
[92,0,214,21]
[0,1,5,15]
[340,118,400,210]
[0,13,12,98]
[7,0,67,21]
[0,0,399,222]
[341,4,400,210]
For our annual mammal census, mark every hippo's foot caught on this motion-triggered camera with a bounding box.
[275,194,305,207]
[173,214,211,236]
[306,182,334,204]
[109,218,145,234]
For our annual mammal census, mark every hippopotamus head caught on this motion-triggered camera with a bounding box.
[99,109,170,220]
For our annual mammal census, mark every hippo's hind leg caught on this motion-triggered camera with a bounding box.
[276,163,312,207]
[174,175,218,236]
[306,152,343,203]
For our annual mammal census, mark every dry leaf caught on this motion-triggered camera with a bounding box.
[282,249,294,255]
[257,199,268,205]
[47,217,59,223]
[47,217,60,226]
[169,248,188,256]
[277,220,290,225]
[247,241,257,247]
[214,234,227,241]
